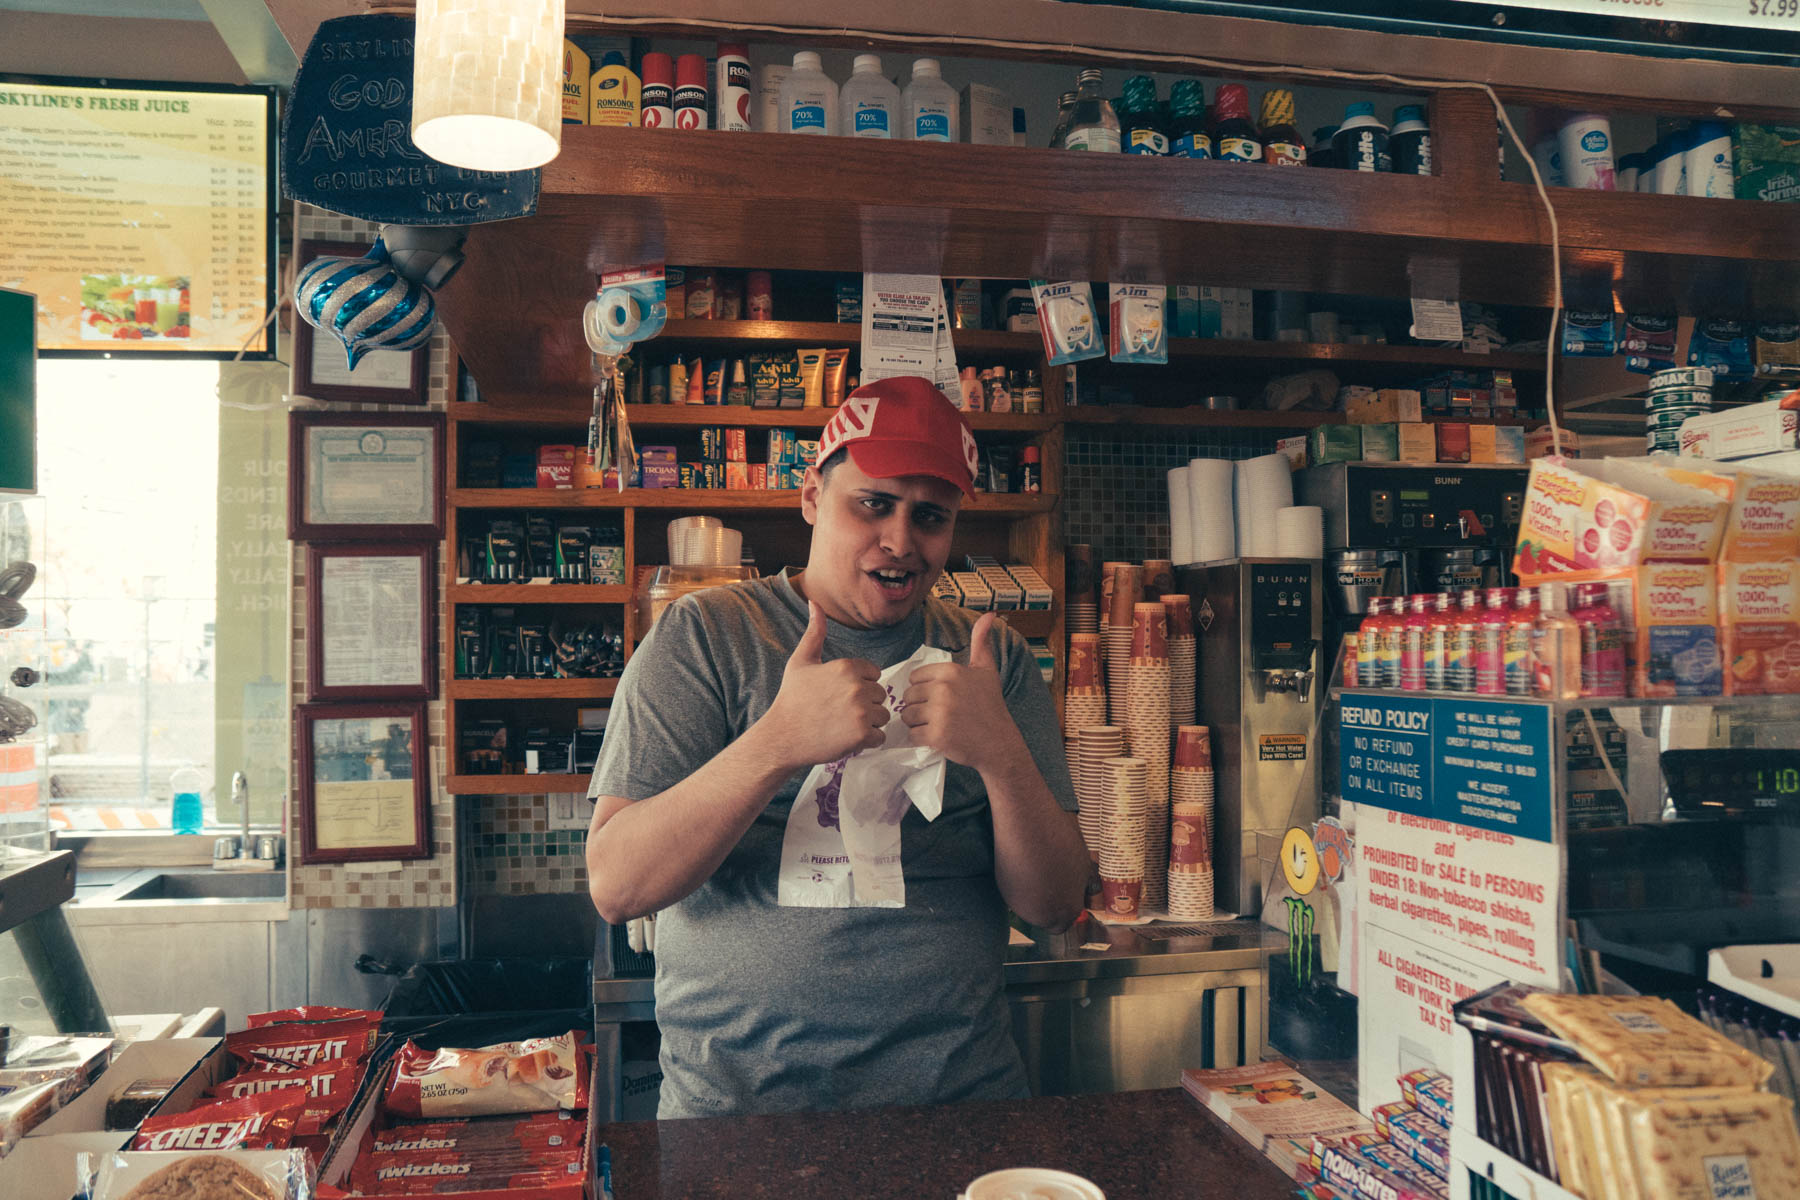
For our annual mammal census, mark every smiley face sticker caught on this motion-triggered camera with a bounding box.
[1281,826,1321,897]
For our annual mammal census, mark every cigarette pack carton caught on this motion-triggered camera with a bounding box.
[1721,560,1800,695]
[952,572,992,611]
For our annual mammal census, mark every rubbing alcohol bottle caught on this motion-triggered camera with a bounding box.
[1167,79,1210,159]
[1062,69,1121,152]
[1119,75,1168,155]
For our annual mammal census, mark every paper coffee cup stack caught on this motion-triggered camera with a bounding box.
[1141,558,1176,601]
[1062,633,1107,763]
[1098,755,1149,918]
[1161,594,1197,728]
[1125,603,1172,912]
[1104,564,1142,725]
[1073,725,1124,864]
[1168,726,1216,921]
[1065,545,1099,635]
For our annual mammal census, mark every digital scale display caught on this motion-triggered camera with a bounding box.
[1663,750,1800,818]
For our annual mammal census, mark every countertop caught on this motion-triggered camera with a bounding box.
[594,1087,1294,1199]
[597,916,1277,1004]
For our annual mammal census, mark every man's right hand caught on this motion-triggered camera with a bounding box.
[760,601,889,768]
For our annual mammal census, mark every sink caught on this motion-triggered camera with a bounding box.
[112,871,285,901]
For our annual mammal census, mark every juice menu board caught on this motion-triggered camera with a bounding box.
[0,77,276,357]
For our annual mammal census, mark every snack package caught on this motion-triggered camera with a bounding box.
[1386,1110,1450,1180]
[83,1148,312,1200]
[131,1091,307,1152]
[0,1077,64,1155]
[1413,1074,1453,1130]
[384,1033,588,1120]
[1397,1067,1445,1106]
[1721,560,1800,696]
[1371,1099,1412,1139]
[1626,1088,1800,1199]
[1541,1061,1602,1196]
[226,1014,379,1071]
[204,1056,364,1137]
[366,1111,586,1156]
[1107,282,1167,365]
[349,1151,585,1197]
[1520,993,1775,1089]
[1360,1138,1446,1190]
[1029,280,1103,366]
[1311,1136,1446,1200]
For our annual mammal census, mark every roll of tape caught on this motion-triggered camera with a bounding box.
[599,289,643,342]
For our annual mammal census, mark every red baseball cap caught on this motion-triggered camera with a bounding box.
[816,376,979,498]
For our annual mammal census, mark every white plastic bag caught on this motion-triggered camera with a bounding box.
[778,645,949,908]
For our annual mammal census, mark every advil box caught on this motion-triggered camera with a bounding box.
[1721,561,1800,695]
[1635,563,1721,697]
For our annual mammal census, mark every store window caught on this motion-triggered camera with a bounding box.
[37,358,289,831]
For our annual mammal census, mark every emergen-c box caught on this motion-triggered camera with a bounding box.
[1635,562,1721,697]
[1513,457,1730,576]
[1720,471,1800,561]
[1721,561,1800,695]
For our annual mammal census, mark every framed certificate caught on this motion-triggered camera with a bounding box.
[296,701,431,864]
[304,542,436,702]
[288,410,445,541]
[291,240,430,406]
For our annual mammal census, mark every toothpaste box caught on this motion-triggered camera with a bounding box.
[1635,562,1722,698]
[1680,400,1800,460]
[1721,560,1800,695]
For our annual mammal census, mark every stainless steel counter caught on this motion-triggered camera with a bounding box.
[592,917,1279,1118]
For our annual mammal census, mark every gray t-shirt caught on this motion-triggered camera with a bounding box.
[588,570,1077,1118]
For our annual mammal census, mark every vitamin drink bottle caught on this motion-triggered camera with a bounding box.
[1533,582,1583,700]
[1341,629,1360,687]
[1573,583,1626,697]
[1167,79,1210,158]
[1424,591,1456,692]
[1212,84,1262,162]
[1375,597,1404,688]
[1476,587,1512,695]
[1505,586,1537,696]
[1356,597,1386,687]
[1399,594,1431,691]
[1259,89,1307,166]
[1448,590,1482,691]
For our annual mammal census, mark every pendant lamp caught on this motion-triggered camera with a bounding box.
[411,0,565,172]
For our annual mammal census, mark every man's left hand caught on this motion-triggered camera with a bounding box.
[901,612,1026,774]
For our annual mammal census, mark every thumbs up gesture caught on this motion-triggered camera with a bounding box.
[902,612,1022,773]
[764,601,889,767]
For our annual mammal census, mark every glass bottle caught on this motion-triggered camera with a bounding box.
[1167,79,1210,159]
[1505,586,1537,696]
[1476,587,1512,696]
[1048,91,1076,148]
[1259,89,1307,167]
[1400,594,1431,691]
[1212,84,1262,163]
[1448,590,1482,691]
[1533,582,1582,700]
[1424,591,1456,692]
[1119,75,1168,155]
[1062,69,1121,152]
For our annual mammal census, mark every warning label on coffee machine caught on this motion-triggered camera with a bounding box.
[1259,734,1308,762]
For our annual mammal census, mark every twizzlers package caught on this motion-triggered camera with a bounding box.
[226,1013,380,1071]
[131,1090,306,1151]
[385,1033,588,1119]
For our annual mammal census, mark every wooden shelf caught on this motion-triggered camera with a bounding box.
[997,609,1054,639]
[1064,406,1543,431]
[447,678,619,700]
[447,773,591,796]
[451,403,1054,434]
[447,584,632,604]
[453,488,1054,515]
[1158,338,1543,372]
[434,127,1798,402]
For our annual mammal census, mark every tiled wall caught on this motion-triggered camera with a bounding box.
[1063,428,1285,563]
[463,796,588,896]
[289,206,456,910]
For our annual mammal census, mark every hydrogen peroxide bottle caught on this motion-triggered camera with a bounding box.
[839,54,900,138]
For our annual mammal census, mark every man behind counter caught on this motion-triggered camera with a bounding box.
[586,375,1088,1118]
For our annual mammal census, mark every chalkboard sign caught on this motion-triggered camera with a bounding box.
[281,14,538,226]
[0,289,35,494]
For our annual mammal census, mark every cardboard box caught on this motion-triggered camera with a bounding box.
[1169,286,1199,339]
[1732,123,1800,204]
[1721,561,1800,694]
[1680,401,1800,460]
[1514,457,1733,577]
[1526,427,1579,459]
[0,1132,134,1200]
[1435,422,1471,463]
[1397,424,1437,463]
[1361,424,1399,462]
[1492,426,1526,464]
[1738,449,1800,478]
[1469,424,1499,463]
[952,571,992,611]
[1275,435,1309,472]
[30,1039,222,1138]
[724,462,750,489]
[1309,424,1362,464]
[1634,562,1721,697]
[536,445,576,489]
[1720,470,1800,561]
[960,82,1012,145]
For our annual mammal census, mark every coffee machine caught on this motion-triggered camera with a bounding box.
[1181,558,1322,916]
[1297,463,1529,679]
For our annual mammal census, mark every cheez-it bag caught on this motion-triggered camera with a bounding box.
[225,1014,379,1071]
[131,1090,306,1151]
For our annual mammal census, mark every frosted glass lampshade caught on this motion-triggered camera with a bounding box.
[411,0,565,172]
